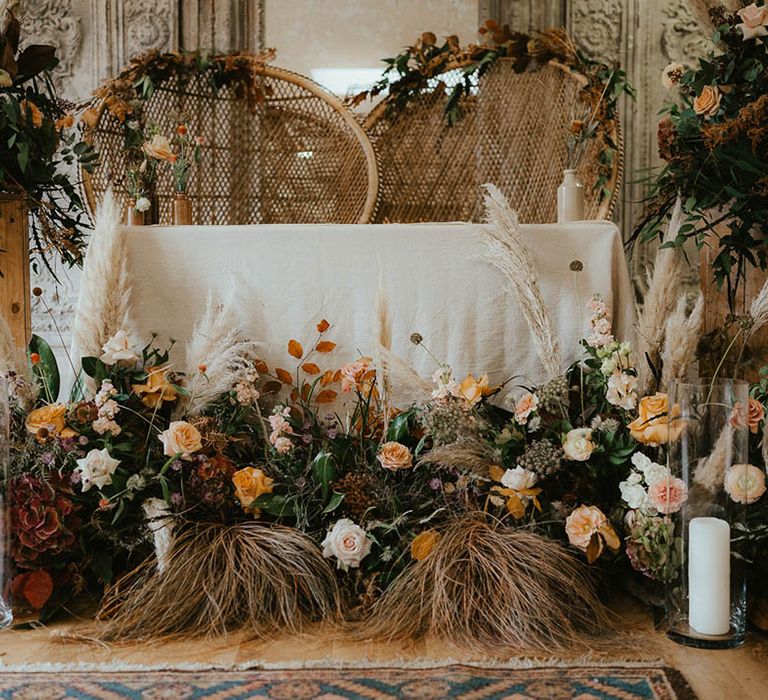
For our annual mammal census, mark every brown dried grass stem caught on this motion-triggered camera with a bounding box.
[94,521,340,642]
[362,514,615,655]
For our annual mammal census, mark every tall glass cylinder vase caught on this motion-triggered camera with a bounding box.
[0,378,11,629]
[666,379,753,648]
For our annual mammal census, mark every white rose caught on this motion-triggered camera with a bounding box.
[642,462,670,486]
[563,428,594,462]
[626,471,643,485]
[620,480,649,510]
[135,196,151,212]
[737,3,768,40]
[321,518,372,571]
[100,329,138,365]
[75,448,121,492]
[501,466,538,490]
[631,451,652,472]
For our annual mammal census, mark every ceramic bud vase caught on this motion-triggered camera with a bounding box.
[557,169,585,223]
[1,378,12,629]
[126,198,145,226]
[665,379,756,649]
[172,193,193,225]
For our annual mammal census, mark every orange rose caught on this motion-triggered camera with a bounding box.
[565,505,620,563]
[143,134,177,162]
[457,373,492,405]
[132,366,179,408]
[411,530,440,560]
[26,404,76,439]
[628,393,684,446]
[232,467,274,514]
[376,441,413,471]
[693,85,721,118]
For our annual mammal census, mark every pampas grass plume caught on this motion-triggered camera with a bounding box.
[376,345,433,407]
[481,184,562,381]
[636,199,685,395]
[182,279,258,416]
[72,188,130,365]
[661,292,703,390]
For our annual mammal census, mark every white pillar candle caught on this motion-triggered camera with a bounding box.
[688,517,731,636]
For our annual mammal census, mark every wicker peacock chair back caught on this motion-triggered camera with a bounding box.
[83,61,379,225]
[365,59,621,224]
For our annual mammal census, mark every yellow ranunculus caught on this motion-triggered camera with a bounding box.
[457,373,491,406]
[132,366,178,408]
[411,530,440,561]
[232,467,274,514]
[627,393,684,446]
[26,404,76,438]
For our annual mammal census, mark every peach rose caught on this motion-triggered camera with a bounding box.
[737,3,768,40]
[232,466,274,513]
[693,85,721,118]
[411,530,440,561]
[377,441,413,471]
[142,134,177,162]
[26,404,76,439]
[457,373,491,406]
[20,99,43,128]
[340,358,371,393]
[514,392,538,425]
[628,393,684,446]
[647,476,688,514]
[749,398,765,434]
[724,464,766,504]
[132,366,179,408]
[565,505,620,556]
[159,420,202,459]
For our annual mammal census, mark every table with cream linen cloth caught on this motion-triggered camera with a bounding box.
[125,221,635,398]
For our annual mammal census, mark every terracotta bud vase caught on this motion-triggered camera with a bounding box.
[126,197,145,226]
[173,193,193,225]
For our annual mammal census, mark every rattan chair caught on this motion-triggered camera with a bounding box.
[365,59,622,224]
[83,63,379,225]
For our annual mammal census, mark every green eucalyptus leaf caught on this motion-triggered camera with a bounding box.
[29,334,60,403]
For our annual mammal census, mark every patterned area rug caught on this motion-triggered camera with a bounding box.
[0,664,697,699]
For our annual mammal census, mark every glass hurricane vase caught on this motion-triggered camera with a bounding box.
[665,379,754,649]
[0,378,12,629]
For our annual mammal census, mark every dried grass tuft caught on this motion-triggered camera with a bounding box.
[418,440,497,478]
[94,521,340,641]
[362,514,615,654]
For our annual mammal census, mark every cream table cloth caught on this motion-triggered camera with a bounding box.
[124,221,634,395]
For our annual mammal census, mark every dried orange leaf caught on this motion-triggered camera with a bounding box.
[22,570,54,610]
[254,359,269,374]
[290,388,299,403]
[315,340,336,353]
[275,368,293,385]
[301,382,311,400]
[488,464,505,482]
[262,380,282,394]
[302,362,321,375]
[315,389,338,404]
[288,339,303,359]
[320,370,336,386]
[316,319,330,333]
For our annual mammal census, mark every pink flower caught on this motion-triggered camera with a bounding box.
[724,464,766,504]
[514,392,538,425]
[647,476,688,514]
[737,3,768,40]
[340,359,370,393]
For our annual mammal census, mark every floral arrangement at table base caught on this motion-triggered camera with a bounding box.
[1,187,767,648]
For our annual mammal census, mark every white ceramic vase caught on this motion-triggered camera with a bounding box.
[557,169,585,223]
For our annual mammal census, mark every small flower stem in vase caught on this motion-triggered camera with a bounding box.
[126,197,145,226]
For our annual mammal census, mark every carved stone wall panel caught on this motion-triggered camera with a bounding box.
[181,0,264,53]
[479,0,565,31]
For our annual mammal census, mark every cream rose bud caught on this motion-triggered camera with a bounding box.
[377,441,413,471]
[501,466,538,490]
[321,518,372,571]
[562,428,594,461]
[75,448,121,492]
[100,329,139,365]
[159,420,203,459]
